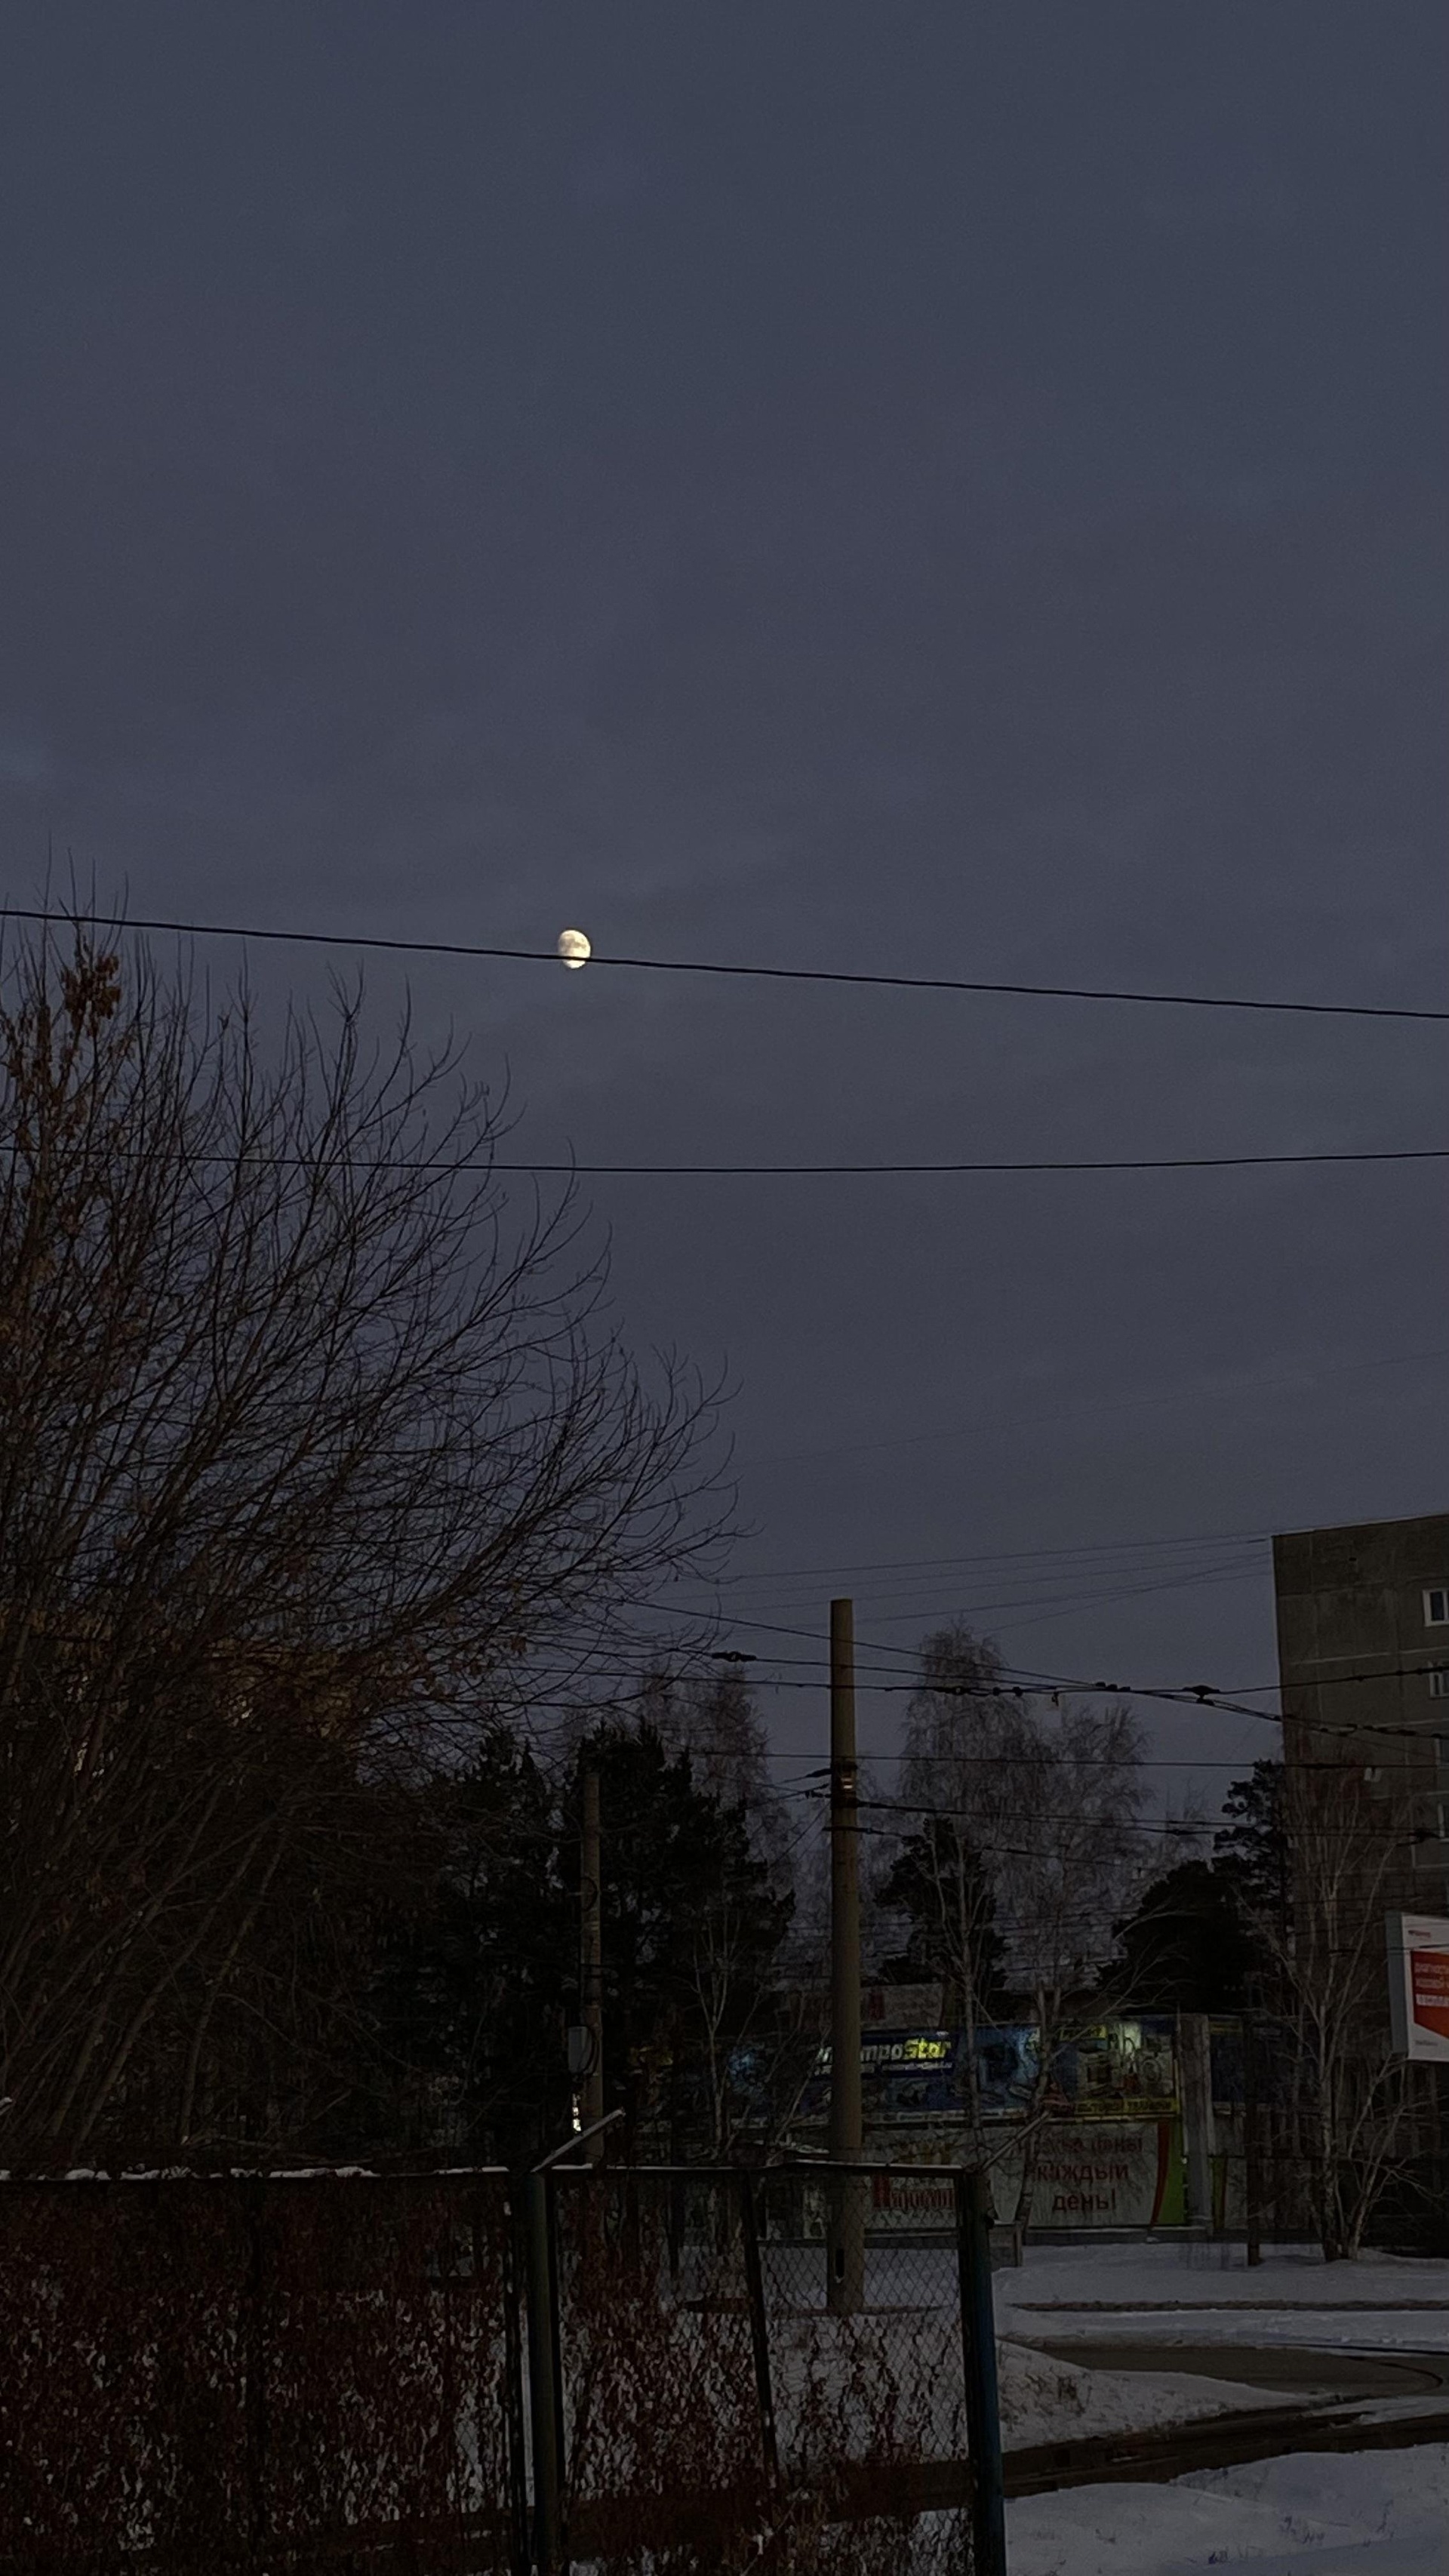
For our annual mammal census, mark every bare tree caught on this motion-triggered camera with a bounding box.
[683,1875,787,2159]
[0,920,727,2162]
[995,1694,1147,2225]
[875,1627,1146,2215]
[633,1667,806,2156]
[875,1625,1017,2163]
[1247,1760,1420,2261]
[657,1664,797,1898]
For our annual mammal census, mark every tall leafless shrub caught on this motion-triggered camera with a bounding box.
[1247,1760,1420,2259]
[994,1694,1147,2224]
[0,919,726,2162]
[884,1627,1018,2163]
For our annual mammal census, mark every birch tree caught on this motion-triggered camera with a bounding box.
[995,1694,1147,2224]
[875,1624,1015,2162]
[876,1625,1146,2214]
[1247,1759,1420,2260]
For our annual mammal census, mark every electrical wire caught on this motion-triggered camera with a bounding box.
[11,905,1447,1026]
[719,1559,1266,1636]
[703,1608,1449,1705]
[6,1130,1438,1183]
[669,1652,1446,1750]
[522,1630,1442,1747]
[704,1522,1274,1584]
[465,1148,1449,1176]
[853,1794,1435,1843]
[5,917,1445,1179]
[527,1635,1447,1741]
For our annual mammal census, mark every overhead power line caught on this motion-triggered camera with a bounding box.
[715,1611,1449,1704]
[6,913,1444,1178]
[853,1795,1427,1842]
[704,1522,1272,1584]
[552,1639,1441,1750]
[720,1559,1266,1637]
[695,1620,1445,1747]
[5,904,1447,1025]
[5,1125,1441,1187]
[494,1147,1447,1177]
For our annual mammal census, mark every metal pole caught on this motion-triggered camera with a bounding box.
[243,2181,267,2568]
[827,1596,865,2314]
[580,1768,605,2159]
[524,2171,564,2573]
[494,2183,531,2576]
[955,2168,1007,2576]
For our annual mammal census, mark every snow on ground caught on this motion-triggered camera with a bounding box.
[758,2245,1306,2452]
[999,2338,1289,2446]
[995,2237,1449,2337]
[1007,2442,1449,2574]
[992,2235,1449,2443]
[995,2244,1449,2570]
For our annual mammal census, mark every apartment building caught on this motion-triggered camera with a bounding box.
[1273,1510,1449,1914]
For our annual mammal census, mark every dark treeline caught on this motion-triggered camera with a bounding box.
[99,1689,800,2171]
[1111,1759,1289,2013]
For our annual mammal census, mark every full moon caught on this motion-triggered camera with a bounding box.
[557,928,592,970]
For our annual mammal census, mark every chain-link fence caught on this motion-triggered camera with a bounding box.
[545,2169,772,2570]
[0,2168,525,2574]
[0,2161,1001,2575]
[756,2167,983,2573]
[531,2161,1002,2576]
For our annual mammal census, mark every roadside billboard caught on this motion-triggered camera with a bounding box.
[1386,1912,1449,2064]
[795,2016,1180,2128]
[799,2116,1186,2233]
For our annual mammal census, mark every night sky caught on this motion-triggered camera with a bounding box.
[3,6,1445,1811]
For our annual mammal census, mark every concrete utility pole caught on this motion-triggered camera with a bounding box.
[580,1767,605,2159]
[827,1596,866,2312]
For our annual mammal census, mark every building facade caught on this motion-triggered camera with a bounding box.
[1273,1509,1449,1915]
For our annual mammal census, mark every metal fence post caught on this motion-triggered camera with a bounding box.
[495,2184,531,2576]
[524,2111,623,2572]
[736,2173,779,2488]
[242,2181,268,2571]
[524,2172,564,2574]
[955,2168,1006,2576]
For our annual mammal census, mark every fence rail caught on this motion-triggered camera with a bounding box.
[0,2160,1004,2576]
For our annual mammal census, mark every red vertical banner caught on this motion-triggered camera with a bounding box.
[1387,1914,1449,2064]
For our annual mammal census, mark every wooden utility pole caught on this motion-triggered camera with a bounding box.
[580,1767,605,2159]
[827,1596,866,2312]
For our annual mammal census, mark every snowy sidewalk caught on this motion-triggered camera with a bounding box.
[995,2238,1449,2341]
[994,2241,1449,2569]
[1008,2445,1449,2574]
[995,2240,1449,2448]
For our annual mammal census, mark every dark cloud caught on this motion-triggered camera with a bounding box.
[1,3,1444,1802]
